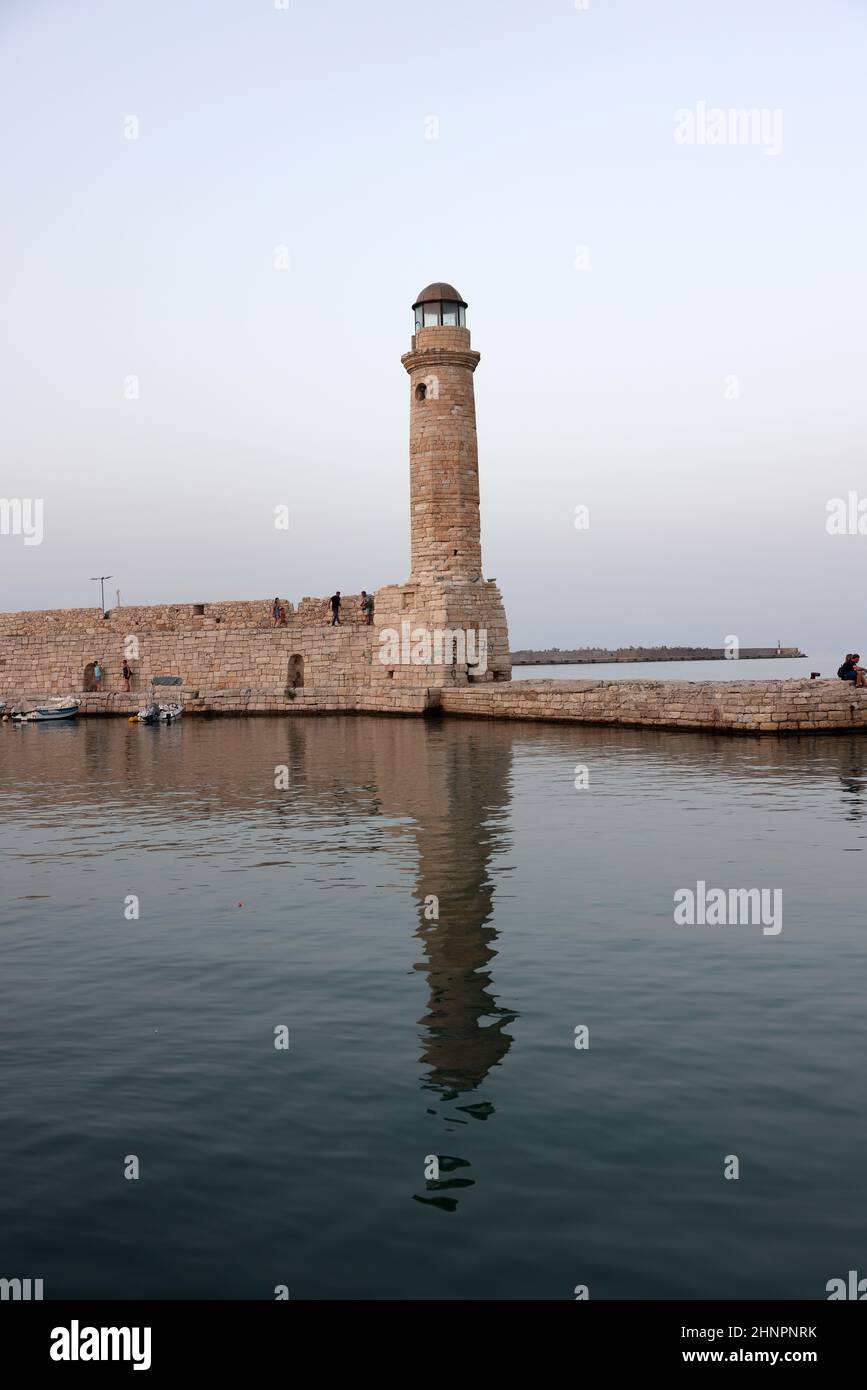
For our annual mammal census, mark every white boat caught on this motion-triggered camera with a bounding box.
[137,701,183,724]
[30,698,81,721]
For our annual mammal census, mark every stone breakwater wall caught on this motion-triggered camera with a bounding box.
[0,596,367,638]
[438,679,867,734]
[0,585,510,713]
[59,687,437,717]
[3,598,863,732]
[511,646,805,665]
[1,622,407,712]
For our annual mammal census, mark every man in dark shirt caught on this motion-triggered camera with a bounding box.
[838,654,866,687]
[330,591,341,626]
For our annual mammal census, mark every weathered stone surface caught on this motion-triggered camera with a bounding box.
[438,679,867,734]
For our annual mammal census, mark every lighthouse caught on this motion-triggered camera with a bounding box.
[371,282,511,686]
[402,283,483,584]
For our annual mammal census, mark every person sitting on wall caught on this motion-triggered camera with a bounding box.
[838,653,866,687]
[330,591,341,626]
[360,590,374,625]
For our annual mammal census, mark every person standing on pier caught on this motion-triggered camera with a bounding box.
[121,659,132,692]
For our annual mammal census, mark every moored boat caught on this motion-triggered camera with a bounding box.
[137,700,183,723]
[30,698,81,721]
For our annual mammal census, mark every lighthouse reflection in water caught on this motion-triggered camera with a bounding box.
[1,715,865,1299]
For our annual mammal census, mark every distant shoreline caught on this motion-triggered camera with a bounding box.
[510,647,806,665]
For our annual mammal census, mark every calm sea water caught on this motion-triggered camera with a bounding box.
[1,711,865,1300]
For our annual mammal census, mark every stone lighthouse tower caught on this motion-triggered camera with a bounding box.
[402,283,483,583]
[373,283,510,686]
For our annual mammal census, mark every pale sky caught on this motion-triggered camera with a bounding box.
[1,0,866,649]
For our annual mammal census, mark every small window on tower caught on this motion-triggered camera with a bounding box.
[415,383,427,401]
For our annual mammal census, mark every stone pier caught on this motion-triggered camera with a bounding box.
[438,679,867,734]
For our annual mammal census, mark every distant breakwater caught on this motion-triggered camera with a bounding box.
[510,646,806,666]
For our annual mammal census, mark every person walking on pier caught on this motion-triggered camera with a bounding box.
[330,591,341,626]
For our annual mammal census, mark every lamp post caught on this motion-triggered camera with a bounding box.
[91,575,112,619]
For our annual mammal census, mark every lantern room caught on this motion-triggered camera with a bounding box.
[412,282,467,331]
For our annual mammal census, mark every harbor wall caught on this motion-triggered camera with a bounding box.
[0,587,510,714]
[0,595,369,638]
[438,679,867,734]
[3,602,865,733]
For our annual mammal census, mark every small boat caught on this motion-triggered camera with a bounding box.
[137,700,183,724]
[30,698,81,721]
